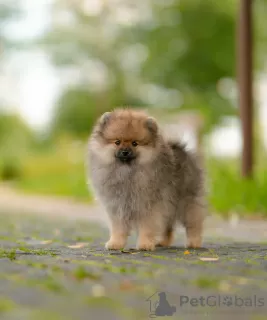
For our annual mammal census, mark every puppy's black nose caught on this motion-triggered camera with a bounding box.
[116,148,135,162]
[122,150,130,157]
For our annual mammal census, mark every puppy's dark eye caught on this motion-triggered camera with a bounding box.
[115,140,121,146]
[132,141,138,147]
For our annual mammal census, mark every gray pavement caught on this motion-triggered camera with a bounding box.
[1,189,267,319]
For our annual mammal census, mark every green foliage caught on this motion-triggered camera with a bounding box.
[0,112,33,180]
[0,248,16,261]
[121,0,241,130]
[51,87,146,138]
[14,138,267,217]
[0,160,22,181]
[208,159,267,217]
[73,266,101,281]
[254,0,267,68]
[40,0,248,135]
[131,0,237,89]
[15,138,92,201]
[24,0,267,139]
[51,88,99,138]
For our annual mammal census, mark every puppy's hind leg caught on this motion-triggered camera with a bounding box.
[183,202,205,249]
[105,217,130,250]
[156,226,175,247]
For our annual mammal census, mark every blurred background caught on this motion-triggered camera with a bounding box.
[1,0,267,217]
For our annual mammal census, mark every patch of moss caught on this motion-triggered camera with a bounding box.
[42,277,65,293]
[193,276,220,289]
[30,310,68,320]
[18,247,57,257]
[92,253,105,257]
[73,266,101,281]
[244,258,260,265]
[75,236,93,242]
[143,253,170,260]
[28,276,65,293]
[173,268,185,275]
[0,248,16,261]
[0,298,15,313]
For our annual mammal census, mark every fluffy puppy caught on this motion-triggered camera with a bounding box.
[87,109,206,251]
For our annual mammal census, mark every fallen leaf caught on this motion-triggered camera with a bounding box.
[67,243,88,249]
[40,240,53,245]
[25,239,53,245]
[199,257,219,262]
[184,250,190,255]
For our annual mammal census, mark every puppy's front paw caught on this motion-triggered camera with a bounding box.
[105,239,125,250]
[186,237,202,249]
[137,240,156,251]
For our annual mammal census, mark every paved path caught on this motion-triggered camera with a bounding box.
[1,188,267,319]
[1,186,267,242]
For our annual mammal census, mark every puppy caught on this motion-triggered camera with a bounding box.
[87,109,206,251]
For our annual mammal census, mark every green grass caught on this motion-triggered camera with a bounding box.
[0,248,16,261]
[73,265,101,281]
[5,137,267,217]
[193,276,220,289]
[0,298,15,313]
[18,247,57,257]
[207,158,267,217]
[13,141,92,202]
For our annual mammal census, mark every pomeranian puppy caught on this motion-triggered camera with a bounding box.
[87,109,206,251]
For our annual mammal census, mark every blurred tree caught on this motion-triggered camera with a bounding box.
[41,0,267,136]
[51,88,99,138]
[41,0,148,137]
[51,86,146,138]
[120,0,239,132]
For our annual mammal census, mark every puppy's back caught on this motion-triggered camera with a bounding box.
[167,140,204,198]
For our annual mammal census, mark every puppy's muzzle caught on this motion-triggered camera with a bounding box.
[116,148,135,163]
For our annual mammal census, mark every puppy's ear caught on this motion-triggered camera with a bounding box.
[146,117,158,135]
[99,112,111,127]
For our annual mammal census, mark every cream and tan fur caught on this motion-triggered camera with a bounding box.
[87,109,206,251]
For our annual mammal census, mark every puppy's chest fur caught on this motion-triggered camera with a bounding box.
[91,161,164,212]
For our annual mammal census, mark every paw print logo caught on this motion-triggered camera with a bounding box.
[223,296,233,307]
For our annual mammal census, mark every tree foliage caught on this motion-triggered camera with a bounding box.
[0,112,33,180]
[51,88,100,138]
[41,0,267,136]
[0,1,21,48]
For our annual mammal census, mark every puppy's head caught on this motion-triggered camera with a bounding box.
[90,109,160,165]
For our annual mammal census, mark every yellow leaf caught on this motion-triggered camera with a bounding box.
[40,240,53,245]
[184,250,190,255]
